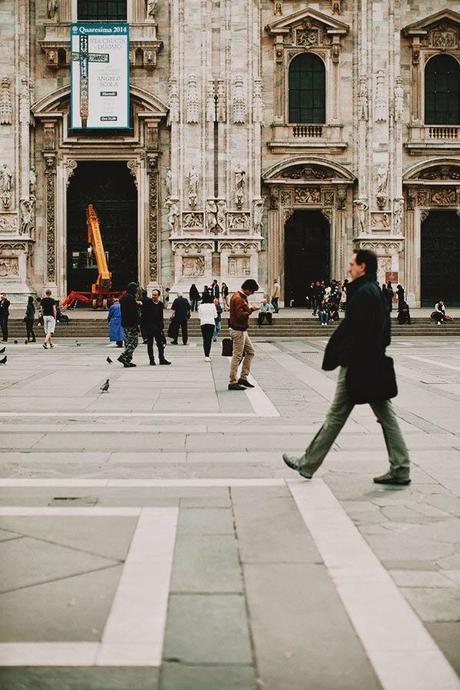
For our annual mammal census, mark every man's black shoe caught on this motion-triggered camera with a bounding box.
[160,360,171,365]
[373,472,411,486]
[282,454,313,479]
[171,341,178,345]
[238,378,255,388]
[149,360,156,366]
[124,362,136,368]
[228,383,246,391]
[117,355,126,365]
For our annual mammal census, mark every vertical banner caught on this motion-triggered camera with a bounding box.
[70,23,130,129]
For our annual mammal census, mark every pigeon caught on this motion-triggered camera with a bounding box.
[14,340,18,344]
[75,340,81,347]
[106,356,113,364]
[100,379,110,392]
[0,347,5,354]
[0,356,7,365]
[25,340,28,345]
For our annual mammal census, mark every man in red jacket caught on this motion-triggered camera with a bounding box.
[228,279,259,391]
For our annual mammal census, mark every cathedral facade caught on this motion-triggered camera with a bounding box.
[1,0,460,306]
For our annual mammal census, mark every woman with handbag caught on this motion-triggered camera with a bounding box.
[24,296,36,342]
[282,249,410,487]
[198,292,217,362]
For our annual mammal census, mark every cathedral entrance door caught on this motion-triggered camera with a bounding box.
[421,210,460,307]
[66,161,138,293]
[284,210,330,307]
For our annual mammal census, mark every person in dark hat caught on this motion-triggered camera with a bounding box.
[118,282,140,367]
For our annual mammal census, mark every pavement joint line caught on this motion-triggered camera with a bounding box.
[406,355,460,373]
[0,412,261,418]
[0,478,287,488]
[288,479,460,690]
[0,507,178,667]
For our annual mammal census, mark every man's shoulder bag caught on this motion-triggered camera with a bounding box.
[222,337,233,357]
[346,355,398,405]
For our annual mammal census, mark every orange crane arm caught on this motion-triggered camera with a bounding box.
[86,204,112,291]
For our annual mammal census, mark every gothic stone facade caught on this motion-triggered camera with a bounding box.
[0,1,459,305]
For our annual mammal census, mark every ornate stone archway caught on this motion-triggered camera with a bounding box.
[262,157,355,298]
[31,86,168,297]
[403,158,460,306]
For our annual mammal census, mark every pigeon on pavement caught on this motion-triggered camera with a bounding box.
[0,356,7,365]
[0,347,5,354]
[100,379,110,392]
[106,357,113,364]
[75,340,81,347]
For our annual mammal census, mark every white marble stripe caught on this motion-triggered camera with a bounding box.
[407,355,460,373]
[289,479,460,690]
[0,478,286,488]
[0,506,141,516]
[245,377,280,417]
[97,507,178,666]
[0,643,99,666]
[0,412,257,418]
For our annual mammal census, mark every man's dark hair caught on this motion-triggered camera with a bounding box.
[354,249,378,276]
[201,292,213,304]
[241,279,259,292]
[152,289,161,296]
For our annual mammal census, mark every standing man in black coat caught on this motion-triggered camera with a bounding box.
[0,293,10,342]
[211,279,220,301]
[170,292,191,345]
[118,282,140,368]
[283,249,410,486]
[141,289,171,366]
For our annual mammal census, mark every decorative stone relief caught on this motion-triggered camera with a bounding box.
[234,165,246,210]
[331,0,342,14]
[281,166,334,180]
[430,24,458,49]
[19,78,30,125]
[393,198,404,235]
[280,191,292,207]
[321,208,332,223]
[166,200,180,234]
[187,166,200,208]
[168,79,180,123]
[394,77,404,122]
[269,188,279,210]
[182,212,204,231]
[358,78,368,121]
[127,160,139,189]
[64,159,78,188]
[232,76,246,125]
[182,256,205,278]
[322,190,335,206]
[376,165,388,209]
[294,188,321,204]
[0,216,18,233]
[374,70,387,122]
[336,188,347,210]
[419,166,460,181]
[0,78,12,125]
[353,199,369,235]
[147,154,159,281]
[431,188,456,206]
[186,75,200,124]
[371,212,390,230]
[47,0,58,20]
[227,213,250,231]
[253,79,263,124]
[271,0,283,16]
[228,256,251,276]
[253,198,264,235]
[296,28,319,47]
[44,154,56,282]
[0,163,13,210]
[0,256,19,277]
[206,200,218,234]
[19,196,35,237]
[216,200,227,234]
[146,0,158,19]
[43,121,56,151]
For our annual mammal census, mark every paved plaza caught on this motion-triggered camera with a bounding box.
[0,335,460,690]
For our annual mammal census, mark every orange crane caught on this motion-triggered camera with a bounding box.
[86,204,112,308]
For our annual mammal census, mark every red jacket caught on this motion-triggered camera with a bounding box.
[230,291,251,331]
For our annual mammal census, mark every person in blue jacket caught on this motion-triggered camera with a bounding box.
[108,298,125,347]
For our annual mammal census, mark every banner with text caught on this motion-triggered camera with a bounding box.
[70,23,130,129]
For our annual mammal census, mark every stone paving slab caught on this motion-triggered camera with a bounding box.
[0,667,159,690]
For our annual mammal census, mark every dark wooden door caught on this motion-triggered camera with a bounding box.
[421,210,460,306]
[67,161,137,292]
[284,210,330,306]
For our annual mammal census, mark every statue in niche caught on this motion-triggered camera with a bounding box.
[234,164,246,210]
[165,169,172,199]
[166,200,179,234]
[253,198,264,235]
[47,0,58,19]
[19,196,35,236]
[187,166,200,208]
[376,165,388,208]
[217,200,227,234]
[206,200,218,234]
[353,199,369,235]
[393,198,404,235]
[146,0,158,19]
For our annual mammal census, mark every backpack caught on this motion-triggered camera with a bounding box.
[222,337,233,357]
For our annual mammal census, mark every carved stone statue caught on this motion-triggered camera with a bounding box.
[47,0,58,19]
[188,166,200,208]
[168,79,180,123]
[358,78,368,121]
[394,77,404,123]
[253,198,264,234]
[146,0,158,18]
[234,164,246,210]
[353,199,369,235]
[393,198,404,235]
[217,200,227,234]
[376,165,388,208]
[29,168,36,195]
[0,162,12,209]
[165,169,172,199]
[206,200,218,234]
[19,195,35,236]
[166,200,179,234]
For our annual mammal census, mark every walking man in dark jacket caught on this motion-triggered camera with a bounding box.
[119,282,140,367]
[283,249,410,486]
[141,289,171,366]
[170,293,190,345]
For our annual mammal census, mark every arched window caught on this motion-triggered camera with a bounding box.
[425,54,460,125]
[77,0,127,21]
[289,53,326,124]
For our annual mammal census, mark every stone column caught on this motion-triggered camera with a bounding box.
[404,192,416,306]
[44,153,57,286]
[147,153,160,287]
[267,206,281,301]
